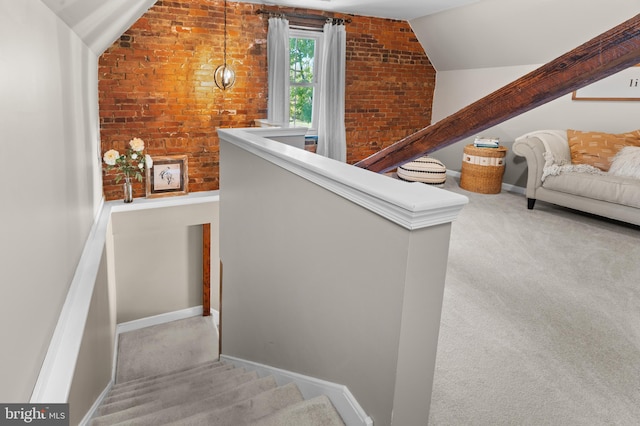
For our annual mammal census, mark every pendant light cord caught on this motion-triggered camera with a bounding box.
[223,0,227,67]
[214,0,235,90]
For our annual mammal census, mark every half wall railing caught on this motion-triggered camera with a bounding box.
[217,127,468,425]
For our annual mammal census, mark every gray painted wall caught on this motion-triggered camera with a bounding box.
[219,139,456,424]
[0,1,101,402]
[114,225,203,323]
[109,201,220,323]
[0,0,159,404]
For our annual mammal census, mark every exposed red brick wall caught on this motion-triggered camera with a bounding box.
[345,17,436,163]
[99,0,435,200]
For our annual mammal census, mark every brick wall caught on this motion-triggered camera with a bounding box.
[345,17,435,163]
[99,0,435,200]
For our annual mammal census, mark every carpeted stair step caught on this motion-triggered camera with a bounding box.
[161,382,305,426]
[91,374,276,426]
[252,395,345,426]
[91,317,348,426]
[109,360,224,393]
[102,362,237,405]
[94,370,259,419]
[104,362,231,402]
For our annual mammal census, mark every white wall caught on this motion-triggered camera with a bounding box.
[430,65,640,187]
[409,0,640,188]
[0,0,101,402]
[411,0,640,71]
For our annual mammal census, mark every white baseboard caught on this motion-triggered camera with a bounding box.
[221,355,373,426]
[78,382,111,426]
[116,306,219,335]
[446,169,525,195]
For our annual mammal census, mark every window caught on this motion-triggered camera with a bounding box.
[289,30,322,132]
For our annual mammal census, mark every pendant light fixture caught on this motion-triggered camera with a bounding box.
[214,0,236,90]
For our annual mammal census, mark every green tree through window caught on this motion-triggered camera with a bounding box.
[289,35,317,128]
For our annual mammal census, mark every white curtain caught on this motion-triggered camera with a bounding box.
[317,21,346,162]
[267,17,290,126]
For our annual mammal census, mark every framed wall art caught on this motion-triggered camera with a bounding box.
[572,64,640,101]
[146,155,189,198]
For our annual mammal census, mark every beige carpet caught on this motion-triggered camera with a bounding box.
[115,316,219,384]
[429,177,640,425]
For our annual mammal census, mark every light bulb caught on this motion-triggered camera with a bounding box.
[224,68,234,85]
[215,64,236,90]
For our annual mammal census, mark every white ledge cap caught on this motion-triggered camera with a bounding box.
[218,128,468,230]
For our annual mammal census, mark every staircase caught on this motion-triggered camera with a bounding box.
[89,316,345,426]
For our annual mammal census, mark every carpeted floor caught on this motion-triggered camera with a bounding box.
[428,177,640,425]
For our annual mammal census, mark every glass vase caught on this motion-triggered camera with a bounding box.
[123,177,133,203]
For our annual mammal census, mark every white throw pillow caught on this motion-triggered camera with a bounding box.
[608,146,640,179]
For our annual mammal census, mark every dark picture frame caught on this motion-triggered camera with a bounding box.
[146,155,189,198]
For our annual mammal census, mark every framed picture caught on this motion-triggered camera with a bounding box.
[572,64,640,101]
[146,155,189,198]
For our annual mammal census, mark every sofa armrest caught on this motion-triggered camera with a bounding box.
[513,136,546,200]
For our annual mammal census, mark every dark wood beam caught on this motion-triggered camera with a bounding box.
[355,14,640,173]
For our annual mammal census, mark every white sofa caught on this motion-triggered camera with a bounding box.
[513,130,640,226]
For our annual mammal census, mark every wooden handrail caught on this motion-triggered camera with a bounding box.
[355,14,640,173]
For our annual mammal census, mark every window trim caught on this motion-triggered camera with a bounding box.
[289,29,323,134]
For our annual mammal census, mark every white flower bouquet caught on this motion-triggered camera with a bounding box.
[103,137,153,183]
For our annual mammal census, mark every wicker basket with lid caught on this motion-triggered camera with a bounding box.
[460,144,507,194]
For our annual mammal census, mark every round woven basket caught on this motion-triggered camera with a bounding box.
[460,144,507,194]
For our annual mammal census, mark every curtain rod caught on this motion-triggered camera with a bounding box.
[255,9,351,24]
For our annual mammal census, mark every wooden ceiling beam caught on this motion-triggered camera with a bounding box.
[355,14,640,173]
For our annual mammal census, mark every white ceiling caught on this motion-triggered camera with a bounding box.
[240,0,481,20]
[41,0,157,54]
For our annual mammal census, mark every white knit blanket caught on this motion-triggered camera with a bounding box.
[516,130,605,181]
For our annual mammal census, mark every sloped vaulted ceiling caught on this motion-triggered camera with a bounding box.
[410,0,640,71]
[40,0,640,66]
[40,0,156,55]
